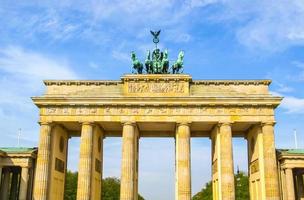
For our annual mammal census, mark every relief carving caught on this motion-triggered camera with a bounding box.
[250,159,259,174]
[46,107,56,114]
[41,106,273,117]
[128,82,185,93]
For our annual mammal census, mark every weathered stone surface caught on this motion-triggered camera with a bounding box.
[30,74,283,200]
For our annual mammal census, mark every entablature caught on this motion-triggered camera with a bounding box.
[38,105,275,117]
[32,96,282,108]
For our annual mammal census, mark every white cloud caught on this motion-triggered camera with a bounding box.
[292,61,304,69]
[0,46,77,80]
[190,0,219,8]
[215,1,304,51]
[0,1,199,45]
[112,50,130,62]
[2,0,304,51]
[0,46,78,109]
[281,96,304,114]
[273,81,294,93]
[288,61,304,81]
[271,91,304,114]
[89,61,99,69]
[165,30,192,43]
[0,46,78,146]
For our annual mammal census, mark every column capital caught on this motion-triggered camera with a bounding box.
[261,121,276,126]
[121,121,137,126]
[176,121,192,126]
[39,121,54,126]
[218,121,233,126]
[79,121,94,125]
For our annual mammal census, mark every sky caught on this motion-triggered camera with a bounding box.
[0,0,304,199]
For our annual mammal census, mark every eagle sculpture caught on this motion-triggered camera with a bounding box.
[150,30,161,44]
[150,30,161,38]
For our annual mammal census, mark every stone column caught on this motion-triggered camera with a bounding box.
[133,127,139,200]
[120,122,137,200]
[0,166,2,188]
[28,167,35,199]
[90,125,104,200]
[297,174,304,200]
[19,167,29,200]
[261,122,280,199]
[33,122,53,200]
[77,122,94,200]
[175,122,191,200]
[218,122,235,200]
[1,168,11,200]
[285,168,295,200]
[10,170,19,200]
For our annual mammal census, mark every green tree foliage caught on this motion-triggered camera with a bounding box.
[102,177,120,200]
[102,177,144,200]
[64,172,145,200]
[235,172,249,200]
[192,172,249,200]
[192,181,212,200]
[64,171,78,200]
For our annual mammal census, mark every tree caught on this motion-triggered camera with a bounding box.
[235,172,249,200]
[102,177,145,200]
[102,177,120,200]
[64,172,145,200]
[192,181,212,200]
[64,171,78,200]
[192,172,249,200]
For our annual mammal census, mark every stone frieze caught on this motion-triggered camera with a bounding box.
[41,105,273,116]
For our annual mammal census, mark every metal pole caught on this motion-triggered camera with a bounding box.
[294,129,298,149]
[18,128,21,147]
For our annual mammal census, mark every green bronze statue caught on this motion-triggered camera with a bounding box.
[145,50,153,74]
[131,51,143,74]
[161,49,169,74]
[172,51,184,74]
[152,48,162,73]
[130,30,184,74]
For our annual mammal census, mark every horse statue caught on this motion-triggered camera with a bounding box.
[172,51,184,74]
[161,49,169,74]
[131,51,143,74]
[145,50,153,74]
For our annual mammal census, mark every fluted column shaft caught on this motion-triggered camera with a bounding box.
[0,166,2,189]
[297,174,304,199]
[175,122,191,200]
[33,122,52,200]
[19,167,29,200]
[262,122,280,199]
[285,168,295,200]
[1,169,11,200]
[133,127,139,200]
[10,170,19,200]
[218,122,235,200]
[77,122,94,200]
[120,122,136,200]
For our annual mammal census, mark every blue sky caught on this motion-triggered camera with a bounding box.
[0,1,304,199]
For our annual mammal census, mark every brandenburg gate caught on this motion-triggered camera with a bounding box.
[32,73,282,200]
[31,31,282,200]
